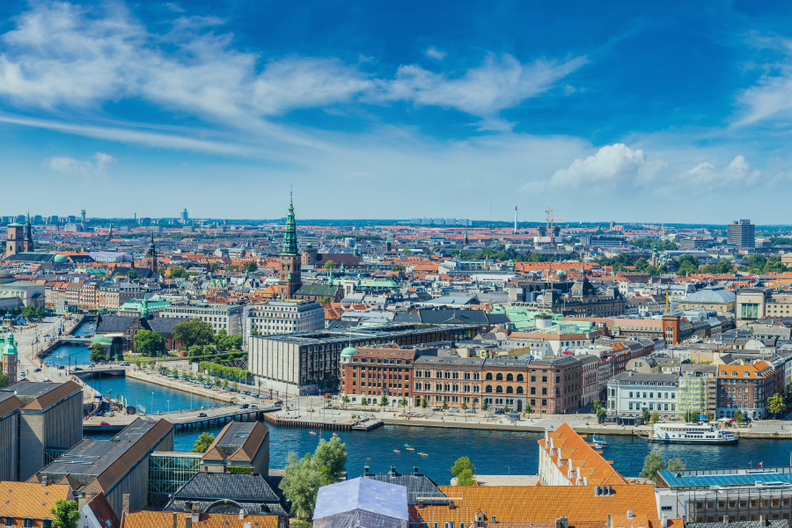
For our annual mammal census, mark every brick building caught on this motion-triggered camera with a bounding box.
[413,356,485,410]
[716,361,775,420]
[339,344,430,406]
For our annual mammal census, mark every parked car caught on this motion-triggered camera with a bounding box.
[73,367,83,371]
[198,412,208,418]
[100,421,110,426]
[33,368,42,372]
[239,404,250,409]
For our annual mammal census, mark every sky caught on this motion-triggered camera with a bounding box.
[3,1,792,222]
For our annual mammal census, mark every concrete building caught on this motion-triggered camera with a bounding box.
[0,270,45,307]
[728,219,755,249]
[34,418,174,517]
[159,303,244,335]
[679,286,736,314]
[244,300,324,342]
[606,372,680,420]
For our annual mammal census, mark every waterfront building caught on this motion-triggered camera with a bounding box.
[339,345,430,405]
[716,361,774,420]
[0,380,83,482]
[1,333,18,384]
[578,354,600,407]
[538,423,629,486]
[248,324,477,396]
[314,477,408,528]
[0,481,74,527]
[413,356,484,410]
[656,466,792,523]
[244,300,325,342]
[606,372,680,420]
[0,270,46,308]
[677,364,718,419]
[34,418,174,516]
[523,356,582,414]
[159,303,244,335]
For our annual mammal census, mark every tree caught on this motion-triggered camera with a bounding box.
[734,410,744,425]
[319,296,331,304]
[51,499,80,528]
[643,410,651,423]
[342,395,350,407]
[593,399,602,412]
[135,330,166,356]
[481,399,489,411]
[280,453,322,521]
[173,318,214,350]
[89,344,107,363]
[390,264,404,272]
[168,267,190,279]
[222,378,229,389]
[461,401,468,410]
[421,396,428,409]
[667,458,686,472]
[126,270,138,279]
[442,399,449,411]
[596,407,607,422]
[451,457,476,482]
[188,344,202,360]
[197,373,204,382]
[322,260,336,269]
[651,412,660,424]
[243,261,258,273]
[399,397,409,408]
[192,433,215,453]
[456,468,476,486]
[705,411,715,422]
[251,327,259,336]
[380,394,389,407]
[768,392,786,416]
[314,437,347,484]
[640,450,666,482]
[525,403,532,414]
[208,261,219,272]
[360,397,368,406]
[503,403,510,413]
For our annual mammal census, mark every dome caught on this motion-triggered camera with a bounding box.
[2,334,17,355]
[0,270,15,284]
[556,270,565,276]
[306,242,313,248]
[341,346,357,356]
[53,254,68,263]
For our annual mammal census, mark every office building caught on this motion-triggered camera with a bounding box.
[244,300,325,342]
[728,219,755,249]
[159,303,244,335]
[606,372,680,419]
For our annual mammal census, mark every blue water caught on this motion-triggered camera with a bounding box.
[73,321,96,337]
[42,321,96,366]
[85,375,219,414]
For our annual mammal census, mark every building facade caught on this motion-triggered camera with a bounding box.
[728,219,755,249]
[159,303,244,335]
[339,345,422,405]
[716,361,775,419]
[606,371,680,420]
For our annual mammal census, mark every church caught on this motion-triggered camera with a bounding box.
[4,214,34,258]
[278,196,343,303]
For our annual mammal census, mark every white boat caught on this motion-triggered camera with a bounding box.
[647,423,738,445]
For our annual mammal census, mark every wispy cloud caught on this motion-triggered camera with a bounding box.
[43,151,116,175]
[425,47,446,60]
[164,2,185,13]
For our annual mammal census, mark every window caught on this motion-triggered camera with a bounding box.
[516,387,523,394]
[506,373,513,382]
[23,519,33,528]
[486,373,493,381]
[496,386,503,393]
[506,387,513,394]
[4,517,12,527]
[531,387,536,394]
[486,385,492,393]
[517,374,524,382]
[42,521,52,528]
[496,373,503,381]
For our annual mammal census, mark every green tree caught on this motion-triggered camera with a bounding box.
[314,437,347,485]
[442,399,449,411]
[667,458,686,472]
[322,260,336,269]
[360,397,368,406]
[456,468,476,486]
[525,403,532,414]
[208,261,219,272]
[768,392,786,416]
[593,400,602,412]
[188,344,202,360]
[192,433,215,453]
[390,264,404,272]
[173,318,214,350]
[251,327,259,336]
[421,396,428,409]
[596,407,607,422]
[89,344,107,363]
[643,409,651,423]
[399,397,409,408]
[51,499,80,528]
[319,296,331,304]
[280,453,322,521]
[135,329,166,356]
[451,457,475,483]
[126,270,138,279]
[705,411,715,422]
[734,410,744,425]
[651,411,660,424]
[481,399,488,411]
[342,395,350,407]
[243,261,258,273]
[461,401,468,411]
[223,378,229,389]
[168,267,190,279]
[197,373,204,382]
[640,449,666,482]
[503,403,510,413]
[380,394,389,407]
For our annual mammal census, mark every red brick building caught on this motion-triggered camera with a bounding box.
[339,345,421,405]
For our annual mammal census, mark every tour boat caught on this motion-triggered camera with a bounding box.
[647,423,738,445]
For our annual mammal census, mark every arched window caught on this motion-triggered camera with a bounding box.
[496,386,503,394]
[517,374,524,382]
[486,373,493,381]
[485,385,492,393]
[516,386,524,394]
[506,373,513,382]
[496,373,503,381]
[506,386,513,394]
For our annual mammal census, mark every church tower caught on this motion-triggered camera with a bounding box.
[277,194,302,298]
[146,233,158,274]
[23,214,34,252]
[5,221,23,257]
[385,231,392,252]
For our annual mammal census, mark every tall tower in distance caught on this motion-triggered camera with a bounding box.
[5,220,23,257]
[180,208,189,223]
[146,233,158,274]
[514,206,518,234]
[23,213,34,252]
[277,194,302,299]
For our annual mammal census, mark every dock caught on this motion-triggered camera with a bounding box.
[260,412,383,432]
[84,404,281,433]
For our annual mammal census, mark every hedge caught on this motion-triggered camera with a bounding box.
[199,362,251,381]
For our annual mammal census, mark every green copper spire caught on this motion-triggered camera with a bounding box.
[386,231,391,243]
[281,192,298,256]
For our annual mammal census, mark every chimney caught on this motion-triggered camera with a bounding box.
[192,502,200,524]
[414,466,419,476]
[239,509,245,520]
[661,514,668,528]
[556,517,569,528]
[364,465,369,476]
[389,466,396,476]
[122,494,130,516]
[41,476,47,487]
[418,500,424,509]
[171,512,177,528]
[449,501,455,510]
[607,514,613,528]
[627,510,634,520]
[759,515,765,526]
[186,514,192,528]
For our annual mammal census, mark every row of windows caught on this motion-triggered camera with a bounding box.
[4,518,43,528]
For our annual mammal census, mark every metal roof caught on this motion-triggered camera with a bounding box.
[659,467,792,489]
[314,477,409,521]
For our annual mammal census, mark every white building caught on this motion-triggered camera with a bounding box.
[243,300,324,344]
[606,371,679,419]
[159,303,244,335]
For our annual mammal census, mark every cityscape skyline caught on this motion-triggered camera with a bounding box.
[1,1,792,220]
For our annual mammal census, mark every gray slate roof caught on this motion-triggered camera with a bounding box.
[360,468,446,505]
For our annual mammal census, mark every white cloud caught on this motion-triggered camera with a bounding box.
[42,151,116,175]
[425,47,446,60]
[164,2,185,12]
[683,155,762,187]
[734,37,792,126]
[545,143,667,189]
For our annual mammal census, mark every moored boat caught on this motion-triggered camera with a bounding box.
[647,423,738,445]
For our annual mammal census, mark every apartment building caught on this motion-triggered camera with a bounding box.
[606,372,680,420]
[716,361,775,420]
[98,281,146,312]
[339,344,426,405]
[413,356,485,410]
[160,303,244,335]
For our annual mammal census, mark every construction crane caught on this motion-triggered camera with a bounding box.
[545,208,565,240]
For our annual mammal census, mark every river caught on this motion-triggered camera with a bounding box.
[42,320,96,367]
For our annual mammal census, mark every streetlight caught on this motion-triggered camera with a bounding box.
[167,400,170,414]
[151,392,154,415]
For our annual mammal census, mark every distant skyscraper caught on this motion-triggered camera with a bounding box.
[727,219,755,249]
[180,208,189,222]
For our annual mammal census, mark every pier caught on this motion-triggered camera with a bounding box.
[84,404,281,433]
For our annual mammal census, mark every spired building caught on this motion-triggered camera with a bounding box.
[4,214,34,258]
[145,232,158,274]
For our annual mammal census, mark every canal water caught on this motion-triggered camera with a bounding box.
[42,320,96,367]
[84,375,219,414]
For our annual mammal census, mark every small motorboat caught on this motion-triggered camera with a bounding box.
[332,432,338,437]
[404,444,411,448]
[406,447,415,451]
[309,431,317,436]
[593,434,609,446]
[393,449,401,454]
[418,452,428,457]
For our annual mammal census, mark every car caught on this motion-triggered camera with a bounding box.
[120,362,130,366]
[273,400,283,406]
[73,367,83,371]
[33,368,42,372]
[89,363,95,368]
[465,409,475,414]
[239,404,250,409]
[100,421,110,426]
[197,412,207,418]
[494,409,505,414]
[250,405,258,409]
[432,407,442,411]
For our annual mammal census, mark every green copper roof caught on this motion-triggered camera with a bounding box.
[2,334,17,355]
[281,195,298,256]
[341,346,357,356]
[7,223,23,227]
[386,231,392,243]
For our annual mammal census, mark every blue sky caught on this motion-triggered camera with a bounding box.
[3,1,792,222]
